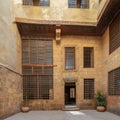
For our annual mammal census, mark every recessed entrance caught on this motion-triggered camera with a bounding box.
[65,82,76,105]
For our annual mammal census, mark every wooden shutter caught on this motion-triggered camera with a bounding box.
[84,47,94,68]
[30,40,37,64]
[45,41,53,64]
[109,12,120,53]
[84,79,94,99]
[39,75,53,99]
[33,0,40,6]
[108,67,120,95]
[23,75,38,99]
[23,66,32,75]
[65,47,75,70]
[22,40,29,64]
[38,40,45,64]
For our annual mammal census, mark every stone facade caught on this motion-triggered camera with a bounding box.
[25,36,103,110]
[0,66,22,118]
[102,28,120,115]
[0,0,120,117]
[0,0,22,118]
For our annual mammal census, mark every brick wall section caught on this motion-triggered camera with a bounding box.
[102,28,120,115]
[0,66,22,118]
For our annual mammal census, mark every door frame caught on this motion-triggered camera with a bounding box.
[64,82,76,105]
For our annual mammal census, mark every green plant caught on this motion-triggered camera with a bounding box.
[23,92,29,100]
[96,91,106,106]
[23,92,29,106]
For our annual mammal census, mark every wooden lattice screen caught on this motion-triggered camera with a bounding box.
[84,79,94,99]
[65,47,75,70]
[109,11,120,53]
[84,47,94,68]
[22,39,53,99]
[108,67,120,95]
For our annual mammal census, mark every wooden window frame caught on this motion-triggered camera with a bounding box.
[22,39,53,65]
[22,39,53,100]
[108,67,120,96]
[84,79,94,99]
[83,47,94,68]
[109,11,120,54]
[65,47,76,70]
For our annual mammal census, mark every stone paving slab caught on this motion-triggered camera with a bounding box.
[4,110,120,120]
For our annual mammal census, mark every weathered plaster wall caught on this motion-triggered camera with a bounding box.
[0,0,21,73]
[12,0,98,24]
[0,0,22,118]
[102,28,120,115]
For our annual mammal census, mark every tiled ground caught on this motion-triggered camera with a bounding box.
[4,110,120,120]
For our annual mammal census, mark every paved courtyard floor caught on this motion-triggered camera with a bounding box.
[4,110,120,120]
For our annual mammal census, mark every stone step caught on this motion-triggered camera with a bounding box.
[63,105,80,111]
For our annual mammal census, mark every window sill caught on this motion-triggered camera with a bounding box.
[63,70,77,72]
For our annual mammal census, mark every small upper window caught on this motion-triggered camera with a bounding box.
[68,0,89,9]
[23,0,50,6]
[84,47,94,68]
[65,47,75,70]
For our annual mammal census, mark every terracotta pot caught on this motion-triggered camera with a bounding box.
[96,106,105,112]
[21,106,30,112]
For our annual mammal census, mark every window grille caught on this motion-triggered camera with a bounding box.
[84,47,94,68]
[68,0,89,8]
[68,0,76,8]
[109,12,120,54]
[108,67,120,95]
[65,47,75,70]
[84,79,94,99]
[40,0,50,6]
[22,39,53,99]
[23,0,33,5]
[23,0,50,6]
[81,0,89,8]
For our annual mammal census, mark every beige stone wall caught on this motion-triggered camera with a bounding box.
[57,36,103,109]
[0,0,22,118]
[102,28,120,115]
[0,66,22,118]
[12,0,98,24]
[27,35,103,110]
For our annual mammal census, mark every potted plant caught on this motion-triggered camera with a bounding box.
[21,92,30,112]
[96,91,106,112]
